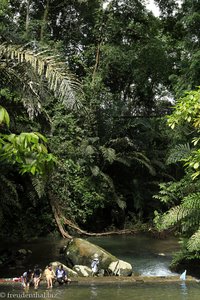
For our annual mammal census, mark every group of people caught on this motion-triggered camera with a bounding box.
[21,253,100,290]
[22,264,70,290]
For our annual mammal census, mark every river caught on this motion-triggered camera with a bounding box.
[0,234,200,299]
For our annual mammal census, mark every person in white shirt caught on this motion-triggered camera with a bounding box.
[55,264,71,284]
[91,253,100,276]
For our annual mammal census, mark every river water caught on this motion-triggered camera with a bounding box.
[0,234,200,300]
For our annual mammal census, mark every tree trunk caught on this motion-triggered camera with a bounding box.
[48,192,72,239]
[49,195,137,238]
[25,0,31,37]
[40,0,50,42]
[63,216,137,236]
[92,42,101,84]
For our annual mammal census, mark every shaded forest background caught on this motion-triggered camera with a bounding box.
[1,0,200,267]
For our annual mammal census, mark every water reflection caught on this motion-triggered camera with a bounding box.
[90,285,98,299]
[180,282,188,300]
[1,282,200,300]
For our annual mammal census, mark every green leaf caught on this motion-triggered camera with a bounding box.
[3,109,10,127]
[0,106,10,127]
[193,162,199,170]
[34,132,47,143]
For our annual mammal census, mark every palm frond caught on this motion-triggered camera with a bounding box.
[0,43,83,109]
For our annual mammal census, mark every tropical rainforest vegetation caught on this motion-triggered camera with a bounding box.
[1,0,200,269]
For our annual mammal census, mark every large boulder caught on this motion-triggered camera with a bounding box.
[64,238,133,276]
[108,260,133,276]
[65,238,118,270]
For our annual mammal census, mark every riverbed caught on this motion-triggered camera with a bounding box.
[0,234,199,299]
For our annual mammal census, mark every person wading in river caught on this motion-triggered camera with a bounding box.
[91,253,100,276]
[22,269,33,291]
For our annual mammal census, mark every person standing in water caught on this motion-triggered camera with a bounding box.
[91,253,100,276]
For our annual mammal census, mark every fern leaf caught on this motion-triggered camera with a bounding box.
[157,205,186,230]
[167,143,191,165]
[100,146,116,163]
[31,176,46,198]
[182,192,200,210]
[187,228,200,252]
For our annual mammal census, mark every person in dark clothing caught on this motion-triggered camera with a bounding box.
[55,264,71,285]
[33,265,42,289]
[22,269,33,290]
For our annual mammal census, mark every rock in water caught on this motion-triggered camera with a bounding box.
[108,260,133,276]
[64,238,133,276]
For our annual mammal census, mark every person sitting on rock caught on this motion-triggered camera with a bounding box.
[22,269,33,290]
[44,264,55,289]
[91,253,100,276]
[55,264,71,285]
[33,265,42,290]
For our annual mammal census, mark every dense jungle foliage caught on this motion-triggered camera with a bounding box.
[1,0,200,267]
